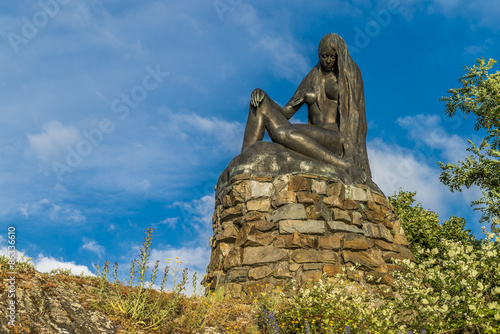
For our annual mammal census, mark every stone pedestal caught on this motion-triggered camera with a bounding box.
[205,171,414,297]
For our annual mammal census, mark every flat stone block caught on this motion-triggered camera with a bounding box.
[343,234,374,250]
[311,179,328,194]
[323,264,342,277]
[296,192,320,204]
[362,222,394,242]
[275,233,314,248]
[351,187,368,202]
[323,196,343,208]
[317,235,341,250]
[342,249,386,270]
[327,221,364,234]
[291,249,339,263]
[303,263,322,271]
[242,246,288,266]
[226,268,249,283]
[343,199,360,210]
[288,175,307,191]
[279,220,326,235]
[246,198,271,212]
[272,191,296,208]
[269,203,307,222]
[223,247,242,270]
[246,181,273,200]
[332,209,351,223]
[327,183,345,198]
[248,266,272,280]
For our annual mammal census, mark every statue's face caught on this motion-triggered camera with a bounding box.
[319,46,336,72]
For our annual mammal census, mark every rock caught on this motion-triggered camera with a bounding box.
[332,209,351,223]
[373,239,399,252]
[246,181,273,200]
[362,210,386,223]
[291,250,339,263]
[0,270,118,334]
[275,233,315,249]
[311,179,328,194]
[242,246,288,266]
[296,192,320,204]
[323,196,344,208]
[223,247,242,270]
[362,222,394,242]
[289,263,301,272]
[323,264,343,277]
[317,235,341,250]
[328,183,345,198]
[235,226,274,247]
[307,201,332,220]
[246,198,271,212]
[216,223,238,243]
[350,187,368,202]
[288,175,308,192]
[302,263,323,271]
[268,203,307,222]
[271,191,296,208]
[351,211,362,226]
[327,221,364,234]
[226,268,249,283]
[279,220,326,235]
[220,204,244,222]
[343,199,360,210]
[343,234,374,250]
[252,219,276,232]
[393,233,410,246]
[248,266,272,280]
[299,270,323,284]
[342,249,386,271]
[373,193,390,207]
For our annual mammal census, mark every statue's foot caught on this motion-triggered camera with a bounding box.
[348,165,367,184]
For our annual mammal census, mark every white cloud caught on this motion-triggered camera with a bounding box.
[34,255,95,276]
[0,241,94,277]
[173,195,215,241]
[81,240,105,257]
[155,217,179,229]
[27,121,82,164]
[228,4,311,81]
[157,108,244,154]
[396,114,469,163]
[19,199,85,223]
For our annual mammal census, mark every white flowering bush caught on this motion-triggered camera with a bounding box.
[387,229,500,333]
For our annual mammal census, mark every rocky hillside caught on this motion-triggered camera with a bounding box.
[0,267,120,334]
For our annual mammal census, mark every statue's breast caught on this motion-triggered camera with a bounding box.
[324,75,339,100]
[304,91,317,106]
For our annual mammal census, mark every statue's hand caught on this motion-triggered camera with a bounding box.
[251,88,266,107]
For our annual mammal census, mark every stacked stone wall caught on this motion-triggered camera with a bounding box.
[205,173,414,297]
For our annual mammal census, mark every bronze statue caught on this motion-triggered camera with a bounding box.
[241,33,372,184]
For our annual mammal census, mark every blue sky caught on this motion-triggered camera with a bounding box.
[1,0,499,283]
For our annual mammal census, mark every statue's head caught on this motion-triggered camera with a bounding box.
[318,34,340,72]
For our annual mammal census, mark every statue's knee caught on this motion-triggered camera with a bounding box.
[272,127,287,143]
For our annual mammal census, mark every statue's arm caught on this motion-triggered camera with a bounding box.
[281,66,316,119]
[281,97,304,120]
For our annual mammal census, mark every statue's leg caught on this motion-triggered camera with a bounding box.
[241,97,289,152]
[270,124,349,169]
[290,124,344,156]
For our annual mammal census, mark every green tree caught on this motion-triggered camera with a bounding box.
[389,190,476,262]
[438,58,500,231]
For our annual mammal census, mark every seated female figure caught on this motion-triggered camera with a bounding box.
[241,33,370,184]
